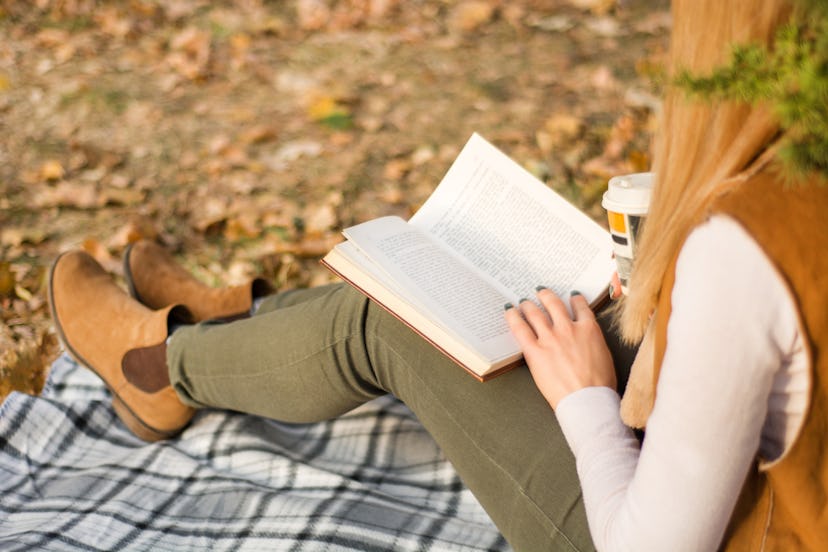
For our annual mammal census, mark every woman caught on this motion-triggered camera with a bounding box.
[48,0,827,549]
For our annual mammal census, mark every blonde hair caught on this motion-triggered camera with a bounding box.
[618,0,792,342]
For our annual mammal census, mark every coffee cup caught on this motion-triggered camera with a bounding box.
[602,172,653,295]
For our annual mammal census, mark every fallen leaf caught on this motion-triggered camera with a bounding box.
[536,131,554,155]
[209,134,231,154]
[326,190,343,207]
[36,58,54,75]
[527,15,574,33]
[81,238,121,274]
[33,182,98,209]
[108,174,131,189]
[238,124,278,145]
[328,131,354,147]
[634,11,672,34]
[411,145,435,166]
[226,146,250,167]
[585,16,621,37]
[307,96,353,129]
[0,331,57,401]
[163,0,203,21]
[358,115,383,133]
[68,141,124,170]
[582,155,631,180]
[35,28,71,48]
[178,150,200,169]
[224,214,261,242]
[230,32,251,54]
[368,0,397,20]
[303,203,338,235]
[94,6,133,38]
[99,187,145,206]
[297,0,331,31]
[252,15,288,35]
[380,185,404,204]
[309,268,338,287]
[566,0,616,16]
[261,199,301,229]
[108,220,159,250]
[624,88,661,112]
[225,260,258,286]
[131,1,160,18]
[0,262,14,297]
[14,285,33,302]
[190,197,230,232]
[590,65,618,91]
[539,113,583,151]
[501,5,526,30]
[1,227,48,247]
[54,42,76,63]
[448,1,496,33]
[262,140,323,171]
[167,27,211,80]
[273,234,343,257]
[39,160,65,182]
[204,157,229,177]
[524,159,550,181]
[383,158,411,180]
[628,150,650,172]
[307,96,338,121]
[603,114,636,158]
[78,167,107,182]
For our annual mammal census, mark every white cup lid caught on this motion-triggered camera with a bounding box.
[602,172,653,215]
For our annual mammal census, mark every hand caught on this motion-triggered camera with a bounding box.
[610,271,623,300]
[505,288,616,410]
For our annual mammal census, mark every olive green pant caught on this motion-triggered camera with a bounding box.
[167,283,636,552]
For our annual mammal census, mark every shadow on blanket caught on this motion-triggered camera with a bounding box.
[0,354,510,551]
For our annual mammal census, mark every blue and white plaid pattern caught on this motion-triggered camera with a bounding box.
[0,354,510,551]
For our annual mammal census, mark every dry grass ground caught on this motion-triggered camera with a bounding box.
[0,0,669,401]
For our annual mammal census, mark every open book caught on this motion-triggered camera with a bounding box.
[322,134,614,381]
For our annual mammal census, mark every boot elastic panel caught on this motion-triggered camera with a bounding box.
[252,277,275,299]
[122,304,193,393]
[123,342,170,393]
[168,304,195,326]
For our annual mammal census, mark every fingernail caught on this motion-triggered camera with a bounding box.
[535,285,547,292]
[570,290,581,296]
[519,297,530,303]
[504,302,513,310]
[608,283,615,299]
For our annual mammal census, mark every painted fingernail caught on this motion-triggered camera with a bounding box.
[519,297,530,303]
[504,302,513,310]
[570,290,581,296]
[535,285,547,292]
[608,283,615,299]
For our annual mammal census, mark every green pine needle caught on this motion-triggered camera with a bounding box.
[675,2,828,179]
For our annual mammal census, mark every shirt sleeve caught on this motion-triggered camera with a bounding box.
[554,215,799,552]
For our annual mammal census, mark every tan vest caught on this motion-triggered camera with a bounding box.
[647,170,828,550]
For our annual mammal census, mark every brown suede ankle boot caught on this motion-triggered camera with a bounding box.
[124,240,274,322]
[48,250,195,442]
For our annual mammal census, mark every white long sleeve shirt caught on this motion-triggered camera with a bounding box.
[555,215,809,551]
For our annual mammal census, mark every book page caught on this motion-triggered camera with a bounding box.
[410,134,614,305]
[343,216,519,362]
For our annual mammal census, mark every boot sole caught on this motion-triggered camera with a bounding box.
[122,243,142,303]
[48,252,185,442]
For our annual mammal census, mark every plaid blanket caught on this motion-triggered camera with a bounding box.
[0,354,510,551]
